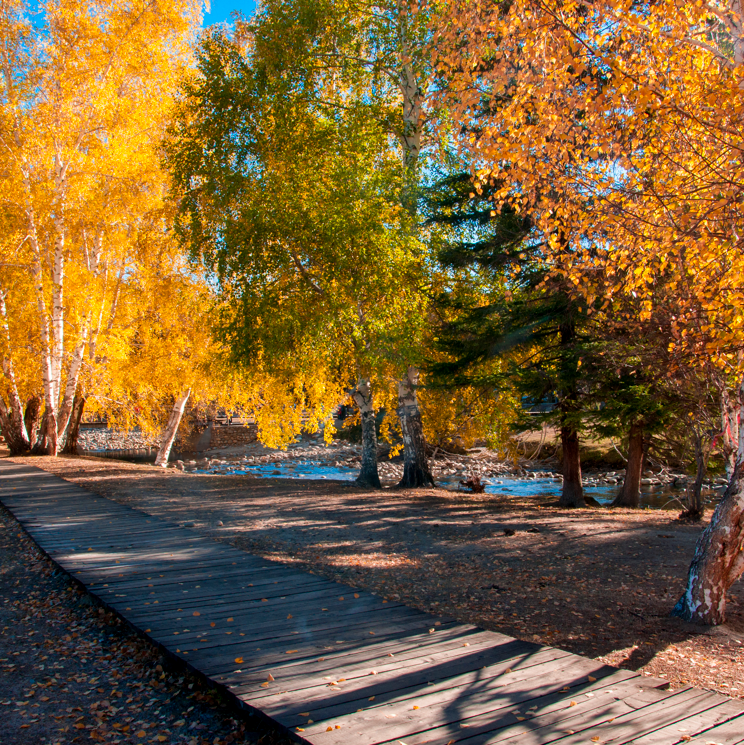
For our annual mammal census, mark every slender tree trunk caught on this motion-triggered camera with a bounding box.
[351,378,381,489]
[672,377,744,625]
[397,366,435,488]
[0,396,30,454]
[61,395,85,455]
[560,422,585,507]
[57,335,88,442]
[720,386,740,481]
[680,431,709,522]
[155,390,191,468]
[613,421,644,508]
[24,396,40,449]
[0,290,30,453]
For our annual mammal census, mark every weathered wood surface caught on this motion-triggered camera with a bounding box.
[1,460,742,745]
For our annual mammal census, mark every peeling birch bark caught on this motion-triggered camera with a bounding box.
[396,367,435,489]
[613,422,644,508]
[0,292,30,454]
[155,390,191,468]
[673,376,744,624]
[351,378,381,489]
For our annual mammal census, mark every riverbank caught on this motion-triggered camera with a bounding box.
[8,453,743,703]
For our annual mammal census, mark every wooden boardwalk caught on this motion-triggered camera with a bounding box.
[1,460,743,745]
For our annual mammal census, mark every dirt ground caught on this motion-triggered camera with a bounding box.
[2,453,743,743]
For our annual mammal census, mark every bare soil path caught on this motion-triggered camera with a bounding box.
[9,454,743,705]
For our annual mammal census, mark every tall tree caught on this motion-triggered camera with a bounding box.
[167,28,426,485]
[0,0,203,454]
[427,172,593,507]
[433,0,744,623]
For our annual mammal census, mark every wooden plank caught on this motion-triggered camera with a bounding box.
[1,460,741,745]
[682,712,744,745]
[629,700,744,745]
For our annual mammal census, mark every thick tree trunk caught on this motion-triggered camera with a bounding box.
[672,376,744,625]
[155,390,191,468]
[397,366,435,488]
[672,464,744,624]
[351,378,381,489]
[24,396,40,449]
[61,395,85,455]
[32,407,58,455]
[0,396,30,454]
[560,423,585,507]
[613,422,644,508]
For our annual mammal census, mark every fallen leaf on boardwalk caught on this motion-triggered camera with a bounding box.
[296,727,305,732]
[591,737,600,742]
[564,731,575,735]
[234,657,243,664]
[588,675,597,682]
[412,705,419,710]
[210,622,216,627]
[369,696,375,701]
[327,727,333,731]
[227,617,233,622]
[561,686,570,692]
[136,730,146,737]
[504,668,512,673]
[339,597,344,601]
[286,650,298,654]
[261,598,268,602]
[261,682,269,688]
[516,716,526,721]
[569,701,577,707]
[300,712,310,716]
[267,674,274,681]
[335,725,341,729]
[287,614,293,619]
[193,612,200,616]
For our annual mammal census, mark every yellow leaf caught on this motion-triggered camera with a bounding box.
[267,674,274,681]
[136,730,146,738]
[412,705,419,710]
[588,675,597,682]
[286,650,298,654]
[569,701,577,707]
[300,712,310,717]
[261,682,269,688]
[235,657,243,664]
[591,738,600,742]
[193,612,200,616]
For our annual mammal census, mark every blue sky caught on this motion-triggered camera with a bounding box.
[203,0,258,25]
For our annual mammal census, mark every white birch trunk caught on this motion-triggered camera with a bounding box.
[672,375,744,624]
[351,377,381,488]
[155,390,191,468]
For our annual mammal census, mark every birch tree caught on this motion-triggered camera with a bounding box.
[0,0,203,454]
[167,27,426,485]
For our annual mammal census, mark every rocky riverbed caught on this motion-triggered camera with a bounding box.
[171,439,726,509]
